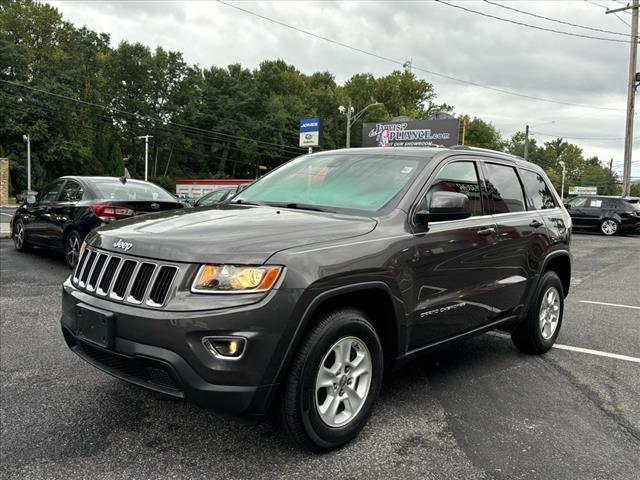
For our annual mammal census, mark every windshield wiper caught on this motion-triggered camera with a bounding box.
[233,199,271,207]
[282,203,335,213]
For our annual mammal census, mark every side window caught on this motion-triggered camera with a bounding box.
[567,196,587,208]
[60,181,84,202]
[483,163,526,214]
[602,198,617,209]
[422,161,483,217]
[520,170,556,210]
[588,198,603,208]
[37,180,64,204]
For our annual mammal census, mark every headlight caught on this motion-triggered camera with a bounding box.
[191,264,283,294]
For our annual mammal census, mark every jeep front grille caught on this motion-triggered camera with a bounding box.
[73,247,178,307]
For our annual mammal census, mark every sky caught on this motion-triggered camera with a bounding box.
[50,0,639,179]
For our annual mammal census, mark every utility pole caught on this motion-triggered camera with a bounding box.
[22,134,31,191]
[607,0,638,196]
[346,98,353,148]
[524,125,529,161]
[136,135,153,181]
[559,161,566,201]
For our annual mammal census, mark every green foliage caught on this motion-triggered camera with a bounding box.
[464,116,504,151]
[629,184,640,197]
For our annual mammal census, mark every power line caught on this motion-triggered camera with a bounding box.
[483,0,628,36]
[584,0,632,24]
[0,79,307,154]
[216,0,624,112]
[435,0,634,43]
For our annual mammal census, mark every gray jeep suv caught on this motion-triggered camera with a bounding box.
[60,146,571,451]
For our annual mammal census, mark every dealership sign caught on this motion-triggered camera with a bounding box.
[362,119,460,148]
[568,186,598,195]
[299,117,321,148]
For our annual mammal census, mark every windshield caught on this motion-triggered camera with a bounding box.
[91,179,176,202]
[236,152,426,212]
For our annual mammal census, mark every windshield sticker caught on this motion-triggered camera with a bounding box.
[401,166,414,175]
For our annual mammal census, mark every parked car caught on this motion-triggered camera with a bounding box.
[12,176,184,268]
[175,193,195,207]
[193,187,237,207]
[60,147,571,451]
[564,195,640,236]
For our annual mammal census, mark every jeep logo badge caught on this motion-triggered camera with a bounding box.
[113,239,133,252]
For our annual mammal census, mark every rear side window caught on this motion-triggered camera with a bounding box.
[520,170,556,210]
[602,198,618,209]
[483,163,526,214]
[37,180,64,204]
[588,198,603,208]
[60,180,84,202]
[566,196,588,207]
[422,161,483,217]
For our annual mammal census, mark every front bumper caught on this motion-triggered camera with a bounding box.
[60,277,303,420]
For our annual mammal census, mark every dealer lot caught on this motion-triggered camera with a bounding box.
[1,234,639,480]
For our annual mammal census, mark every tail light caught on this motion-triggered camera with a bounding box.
[91,204,134,222]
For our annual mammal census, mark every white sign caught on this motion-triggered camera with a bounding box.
[568,186,598,195]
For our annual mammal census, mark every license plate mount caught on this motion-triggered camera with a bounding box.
[76,304,115,349]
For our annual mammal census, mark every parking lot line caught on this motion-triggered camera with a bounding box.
[578,300,640,310]
[553,344,640,364]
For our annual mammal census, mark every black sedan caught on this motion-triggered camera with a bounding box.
[11,176,183,268]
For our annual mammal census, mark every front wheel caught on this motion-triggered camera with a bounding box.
[600,218,619,236]
[511,271,564,355]
[279,308,383,452]
[64,230,81,269]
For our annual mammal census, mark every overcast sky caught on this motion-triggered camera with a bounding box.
[51,0,639,178]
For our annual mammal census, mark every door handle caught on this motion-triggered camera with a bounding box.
[529,220,544,228]
[476,227,496,236]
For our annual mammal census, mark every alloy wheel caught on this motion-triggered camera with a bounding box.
[66,233,80,268]
[601,219,618,236]
[314,336,372,428]
[14,222,24,249]
[539,286,560,340]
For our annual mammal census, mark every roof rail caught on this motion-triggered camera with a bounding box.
[450,145,470,150]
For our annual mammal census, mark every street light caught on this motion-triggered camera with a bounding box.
[524,120,555,160]
[22,134,31,191]
[338,99,382,148]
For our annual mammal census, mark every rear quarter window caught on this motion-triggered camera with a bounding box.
[520,170,556,210]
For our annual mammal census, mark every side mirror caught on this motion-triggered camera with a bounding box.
[415,191,471,225]
[26,194,37,205]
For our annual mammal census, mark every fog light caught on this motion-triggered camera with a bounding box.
[202,336,246,360]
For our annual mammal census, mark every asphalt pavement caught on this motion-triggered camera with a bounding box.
[1,234,639,480]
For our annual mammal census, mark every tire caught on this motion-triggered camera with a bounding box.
[12,219,32,252]
[599,218,619,236]
[279,308,384,452]
[511,271,564,355]
[64,229,82,269]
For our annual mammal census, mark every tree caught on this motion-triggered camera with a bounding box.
[464,117,504,151]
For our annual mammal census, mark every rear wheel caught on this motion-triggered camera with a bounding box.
[511,271,564,355]
[279,308,383,452]
[64,230,81,269]
[600,218,619,236]
[13,219,31,252]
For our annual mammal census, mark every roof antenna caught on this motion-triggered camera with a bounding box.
[120,167,131,184]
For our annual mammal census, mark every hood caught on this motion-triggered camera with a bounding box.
[88,204,377,264]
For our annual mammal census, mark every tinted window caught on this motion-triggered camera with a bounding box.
[91,179,176,202]
[239,153,426,212]
[520,170,556,210]
[37,180,64,204]
[60,180,84,202]
[422,161,483,217]
[602,198,618,209]
[484,163,526,214]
